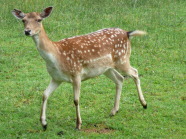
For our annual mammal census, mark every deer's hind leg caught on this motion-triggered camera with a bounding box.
[116,62,147,109]
[104,69,124,116]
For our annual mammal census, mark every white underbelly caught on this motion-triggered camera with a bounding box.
[80,66,110,81]
[80,54,113,81]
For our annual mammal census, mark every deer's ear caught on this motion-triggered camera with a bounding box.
[40,7,53,19]
[12,9,25,19]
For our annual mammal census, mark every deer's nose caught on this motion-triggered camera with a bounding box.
[24,30,31,36]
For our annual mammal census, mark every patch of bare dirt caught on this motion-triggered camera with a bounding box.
[82,124,115,134]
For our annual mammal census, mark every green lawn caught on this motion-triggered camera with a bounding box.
[0,0,185,138]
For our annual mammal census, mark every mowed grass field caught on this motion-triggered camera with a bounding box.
[0,0,185,138]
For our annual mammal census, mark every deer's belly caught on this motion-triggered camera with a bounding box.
[80,54,113,81]
[80,66,110,81]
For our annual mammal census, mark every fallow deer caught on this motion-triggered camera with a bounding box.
[12,7,147,130]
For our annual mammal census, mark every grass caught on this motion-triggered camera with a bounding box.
[0,0,186,138]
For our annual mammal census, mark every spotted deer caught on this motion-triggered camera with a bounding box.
[12,7,147,130]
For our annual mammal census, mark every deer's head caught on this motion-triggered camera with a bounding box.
[12,7,53,36]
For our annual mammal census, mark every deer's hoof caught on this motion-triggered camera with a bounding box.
[75,124,81,130]
[43,124,47,131]
[110,109,119,117]
[143,104,147,109]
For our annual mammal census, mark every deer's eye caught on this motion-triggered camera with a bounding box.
[22,20,26,23]
[37,19,42,22]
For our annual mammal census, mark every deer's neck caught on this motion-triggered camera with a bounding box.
[32,25,53,51]
[32,25,57,62]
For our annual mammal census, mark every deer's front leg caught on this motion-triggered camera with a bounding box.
[72,75,82,130]
[40,79,61,131]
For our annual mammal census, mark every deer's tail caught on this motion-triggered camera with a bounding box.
[127,30,147,38]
